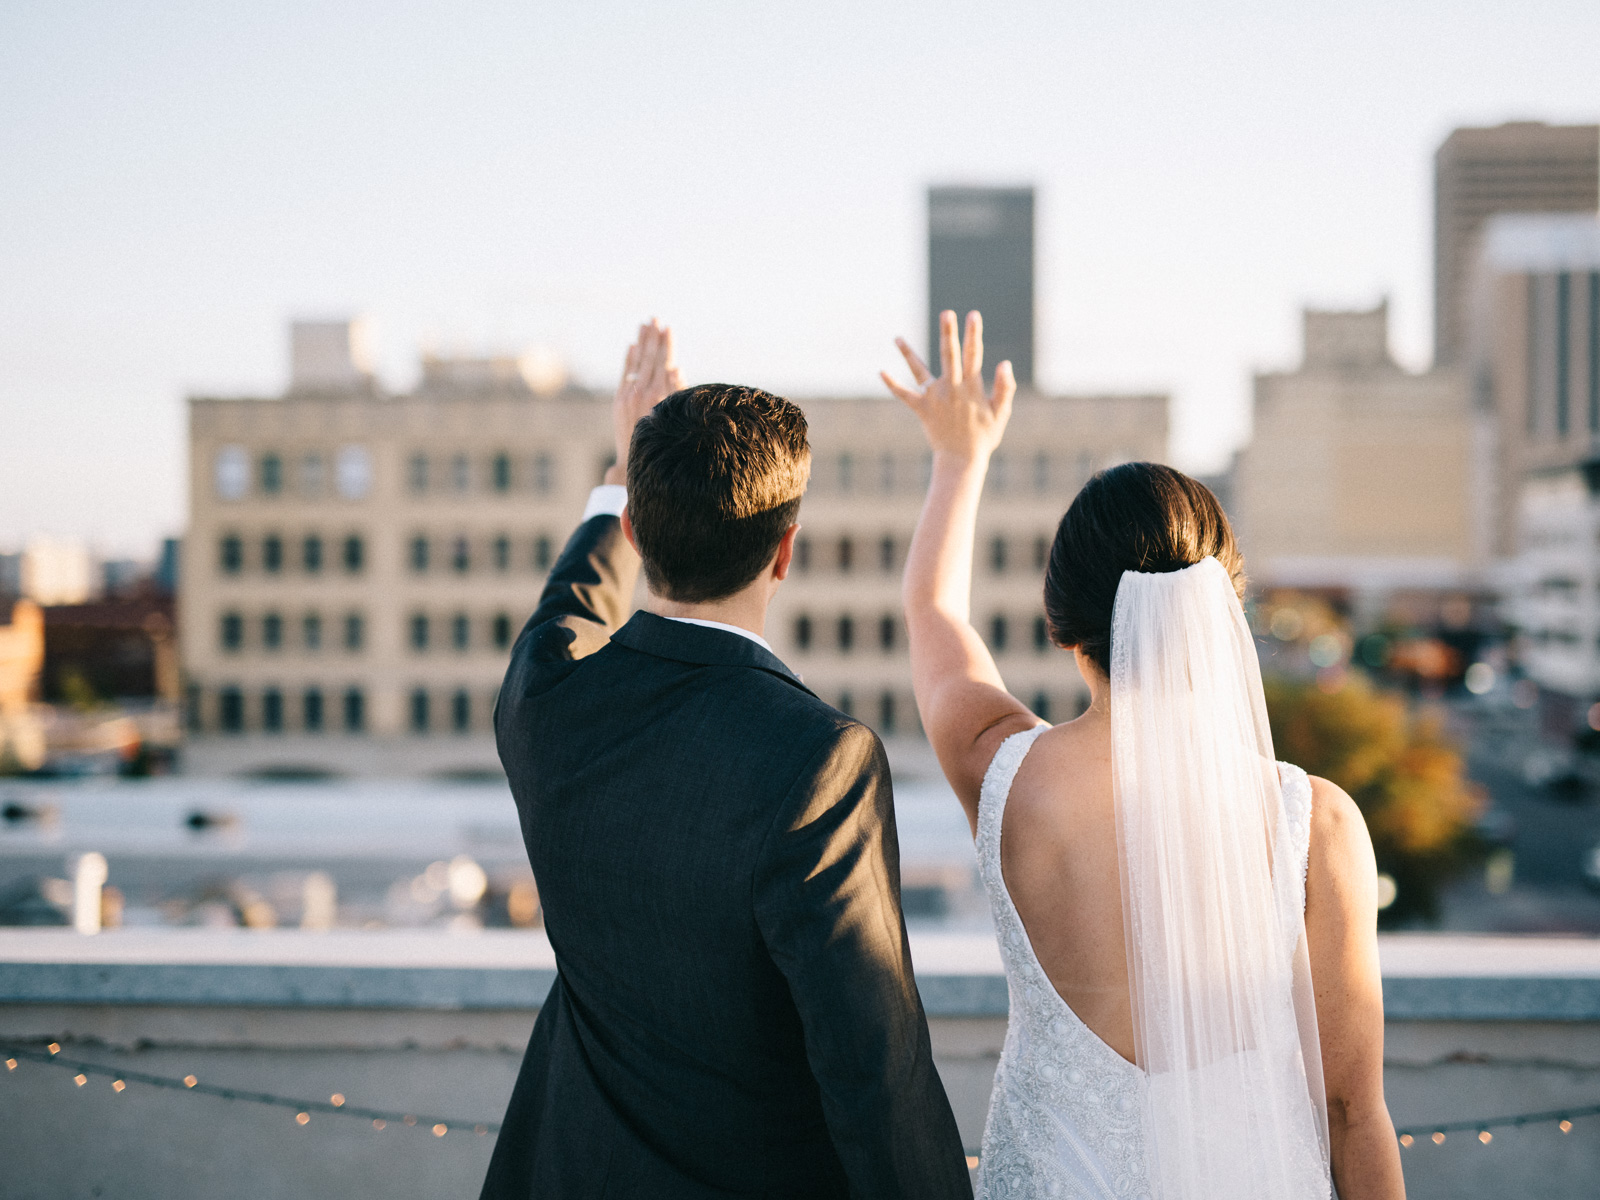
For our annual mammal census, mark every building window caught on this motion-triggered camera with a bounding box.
[451,453,470,493]
[410,688,430,734]
[492,454,512,492]
[534,452,554,494]
[989,453,1009,493]
[220,535,243,575]
[452,689,471,733]
[303,535,323,574]
[879,691,896,735]
[838,452,855,493]
[837,691,854,718]
[879,453,896,493]
[1589,271,1600,434]
[408,453,429,494]
[262,611,283,651]
[215,446,249,500]
[220,611,244,652]
[1031,692,1051,721]
[185,684,202,732]
[302,612,323,651]
[1034,615,1051,653]
[410,535,429,573]
[795,537,812,573]
[534,536,552,571]
[259,453,283,494]
[794,614,813,652]
[1033,451,1049,493]
[452,536,470,573]
[410,613,430,651]
[879,536,896,573]
[303,688,324,733]
[300,452,324,497]
[837,537,854,573]
[493,535,510,571]
[336,445,372,500]
[493,613,512,650]
[262,688,283,733]
[1033,535,1049,571]
[343,613,364,652]
[219,687,244,733]
[837,614,855,654]
[989,614,1009,653]
[343,688,365,733]
[452,612,470,651]
[990,536,1007,574]
[262,534,283,574]
[879,614,897,652]
[342,535,364,574]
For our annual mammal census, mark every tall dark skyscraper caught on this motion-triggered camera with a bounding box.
[928,186,1034,387]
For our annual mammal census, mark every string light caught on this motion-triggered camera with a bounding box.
[1560,1120,1573,1134]
[1393,1103,1600,1145]
[0,1043,500,1139]
[1478,1131,1492,1145]
[1432,1133,1445,1145]
[1398,1135,1413,1148]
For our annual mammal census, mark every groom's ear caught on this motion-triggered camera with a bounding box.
[620,508,640,554]
[771,524,801,583]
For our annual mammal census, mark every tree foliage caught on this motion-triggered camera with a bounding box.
[1264,671,1483,925]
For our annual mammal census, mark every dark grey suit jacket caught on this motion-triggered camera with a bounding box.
[480,512,971,1199]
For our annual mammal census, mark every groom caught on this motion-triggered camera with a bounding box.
[480,322,971,1199]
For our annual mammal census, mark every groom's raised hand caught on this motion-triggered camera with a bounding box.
[606,319,683,485]
[881,309,1016,462]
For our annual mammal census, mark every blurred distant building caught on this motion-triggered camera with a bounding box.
[182,319,1167,776]
[1435,121,1599,366]
[1470,212,1600,720]
[0,600,45,771]
[928,187,1034,387]
[19,537,94,606]
[1235,303,1487,626]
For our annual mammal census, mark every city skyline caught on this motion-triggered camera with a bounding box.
[3,1,1600,554]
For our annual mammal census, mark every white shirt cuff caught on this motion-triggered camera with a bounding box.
[582,484,628,522]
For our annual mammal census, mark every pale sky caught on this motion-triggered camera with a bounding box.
[3,0,1597,556]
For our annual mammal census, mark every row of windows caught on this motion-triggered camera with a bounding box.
[215,446,372,501]
[220,533,365,575]
[217,611,517,654]
[795,534,1051,576]
[202,685,369,734]
[792,612,1055,656]
[807,450,1103,497]
[1526,270,1600,442]
[406,451,559,497]
[217,532,559,576]
[214,446,573,502]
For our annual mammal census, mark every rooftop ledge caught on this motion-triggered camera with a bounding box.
[3,930,1600,1021]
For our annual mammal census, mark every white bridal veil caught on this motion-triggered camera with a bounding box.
[1110,557,1332,1199]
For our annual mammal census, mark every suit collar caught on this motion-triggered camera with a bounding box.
[612,611,812,695]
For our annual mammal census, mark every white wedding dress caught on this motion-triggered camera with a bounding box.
[974,727,1320,1198]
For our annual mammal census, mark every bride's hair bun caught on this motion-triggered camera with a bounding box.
[1042,462,1243,673]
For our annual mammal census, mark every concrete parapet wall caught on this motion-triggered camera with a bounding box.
[2,931,1599,1198]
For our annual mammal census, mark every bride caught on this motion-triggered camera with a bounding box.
[882,311,1406,1199]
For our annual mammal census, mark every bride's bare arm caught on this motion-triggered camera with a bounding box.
[1305,775,1406,1199]
[884,310,1040,828]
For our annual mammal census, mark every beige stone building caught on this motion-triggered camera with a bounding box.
[181,322,1167,776]
[1234,303,1488,605]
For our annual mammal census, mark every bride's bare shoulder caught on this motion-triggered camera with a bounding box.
[1306,775,1379,908]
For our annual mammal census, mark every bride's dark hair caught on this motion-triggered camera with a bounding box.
[1043,461,1244,674]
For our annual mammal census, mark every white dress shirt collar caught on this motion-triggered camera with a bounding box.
[663,616,774,654]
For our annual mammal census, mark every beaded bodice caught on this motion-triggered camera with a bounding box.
[973,725,1314,1199]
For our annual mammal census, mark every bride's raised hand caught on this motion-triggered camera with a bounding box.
[881,309,1016,462]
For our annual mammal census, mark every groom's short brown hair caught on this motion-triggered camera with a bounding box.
[626,384,811,602]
